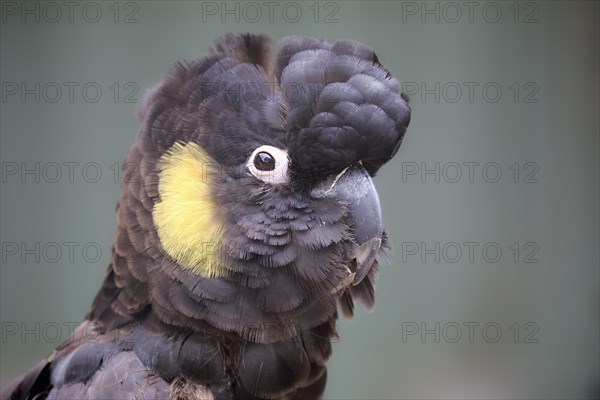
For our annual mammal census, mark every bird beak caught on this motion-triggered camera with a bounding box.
[312,164,384,286]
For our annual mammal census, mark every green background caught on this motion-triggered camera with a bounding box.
[1,1,598,398]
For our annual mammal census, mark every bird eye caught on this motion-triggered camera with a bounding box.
[254,152,275,171]
[247,145,289,184]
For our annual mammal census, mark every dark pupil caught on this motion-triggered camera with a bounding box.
[254,152,275,171]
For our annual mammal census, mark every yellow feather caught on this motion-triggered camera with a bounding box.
[153,141,225,277]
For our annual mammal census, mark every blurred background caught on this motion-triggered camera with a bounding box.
[1,1,598,399]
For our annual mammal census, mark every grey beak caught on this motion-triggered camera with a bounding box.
[313,164,384,285]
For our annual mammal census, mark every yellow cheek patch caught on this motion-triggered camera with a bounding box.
[153,141,225,277]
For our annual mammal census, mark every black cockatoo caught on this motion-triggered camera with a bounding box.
[1,33,410,400]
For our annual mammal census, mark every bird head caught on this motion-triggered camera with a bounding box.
[105,33,410,344]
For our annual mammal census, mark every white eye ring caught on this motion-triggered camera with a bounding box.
[246,145,289,185]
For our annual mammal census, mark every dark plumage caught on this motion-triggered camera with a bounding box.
[1,33,410,400]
